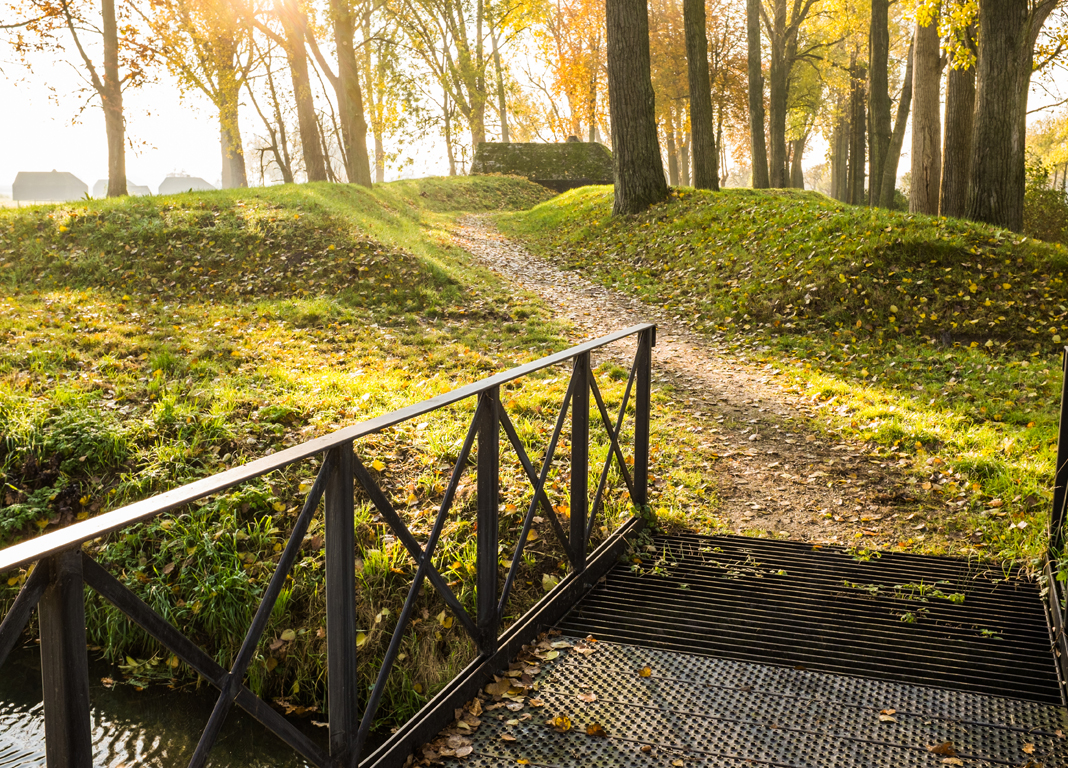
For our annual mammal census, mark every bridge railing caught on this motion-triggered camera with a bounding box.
[1044,348,1068,699]
[0,323,656,768]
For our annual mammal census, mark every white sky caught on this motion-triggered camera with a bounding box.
[1,34,1065,197]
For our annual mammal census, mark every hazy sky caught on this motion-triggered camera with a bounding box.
[0,49,450,196]
[2,42,1065,197]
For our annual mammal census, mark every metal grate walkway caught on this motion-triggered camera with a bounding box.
[560,534,1061,705]
[436,535,1067,768]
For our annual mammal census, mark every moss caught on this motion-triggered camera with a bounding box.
[471,143,614,191]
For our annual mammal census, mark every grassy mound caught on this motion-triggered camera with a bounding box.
[0,176,661,724]
[500,187,1067,566]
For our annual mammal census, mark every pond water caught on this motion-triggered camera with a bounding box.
[0,645,325,767]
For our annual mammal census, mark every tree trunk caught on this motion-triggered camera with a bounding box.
[830,96,848,201]
[746,0,769,188]
[868,0,891,205]
[219,70,248,188]
[847,60,867,205]
[766,36,790,187]
[878,36,914,208]
[332,0,373,187]
[910,13,941,214]
[490,24,509,142]
[790,134,806,189]
[102,0,127,197]
[666,118,679,185]
[278,0,327,182]
[360,16,385,184]
[444,90,457,176]
[680,115,691,186]
[606,0,669,214]
[940,39,975,218]
[965,0,1048,231]
[685,0,718,190]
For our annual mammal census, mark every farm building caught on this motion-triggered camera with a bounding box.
[158,175,216,195]
[469,140,613,193]
[12,171,88,202]
[92,179,152,197]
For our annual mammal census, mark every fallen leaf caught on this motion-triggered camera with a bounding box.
[549,715,571,732]
[941,759,963,766]
[639,666,652,677]
[371,459,386,472]
[528,698,545,707]
[928,742,956,756]
[455,745,473,757]
[1023,743,1035,754]
[500,734,516,742]
[586,722,607,738]
[577,692,597,703]
[640,745,652,753]
[485,679,511,697]
[447,735,471,748]
[672,760,684,766]
[280,629,297,642]
[878,714,897,723]
[469,699,483,716]
[550,640,572,649]
[540,650,560,661]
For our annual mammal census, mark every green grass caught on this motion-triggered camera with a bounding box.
[498,186,1068,568]
[0,176,724,727]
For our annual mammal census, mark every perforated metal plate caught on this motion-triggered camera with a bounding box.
[448,638,1068,768]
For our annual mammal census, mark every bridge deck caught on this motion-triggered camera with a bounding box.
[430,535,1067,768]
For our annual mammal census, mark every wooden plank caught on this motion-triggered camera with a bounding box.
[38,550,92,768]
[326,442,359,763]
[477,388,500,655]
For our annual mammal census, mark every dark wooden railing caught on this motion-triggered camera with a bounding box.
[1044,348,1068,701]
[0,324,656,768]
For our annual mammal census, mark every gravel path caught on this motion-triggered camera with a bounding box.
[452,215,946,547]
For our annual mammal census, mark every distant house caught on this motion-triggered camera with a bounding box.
[92,179,152,197]
[158,175,216,195]
[12,171,88,202]
[469,140,614,193]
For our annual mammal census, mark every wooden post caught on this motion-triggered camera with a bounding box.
[571,353,590,572]
[477,388,500,655]
[325,443,359,764]
[634,328,654,508]
[39,549,92,768]
[1051,350,1068,553]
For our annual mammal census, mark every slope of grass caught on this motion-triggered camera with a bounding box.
[499,186,1067,569]
[0,176,726,729]
[0,176,631,724]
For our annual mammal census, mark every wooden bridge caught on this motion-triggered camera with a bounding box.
[1,326,1066,768]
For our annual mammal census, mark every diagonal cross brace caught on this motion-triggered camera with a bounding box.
[587,362,638,541]
[350,399,483,765]
[80,554,329,766]
[352,454,479,643]
[186,450,336,768]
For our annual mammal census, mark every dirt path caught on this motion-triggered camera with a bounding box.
[452,215,947,549]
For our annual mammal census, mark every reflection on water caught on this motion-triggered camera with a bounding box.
[0,645,323,767]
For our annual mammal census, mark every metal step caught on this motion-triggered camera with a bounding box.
[558,534,1063,705]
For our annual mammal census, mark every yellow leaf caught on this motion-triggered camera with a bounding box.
[1023,743,1035,755]
[371,459,386,472]
[550,715,571,732]
[526,530,539,542]
[273,501,286,513]
[639,666,652,677]
[586,722,607,737]
[281,629,297,642]
[356,631,367,648]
